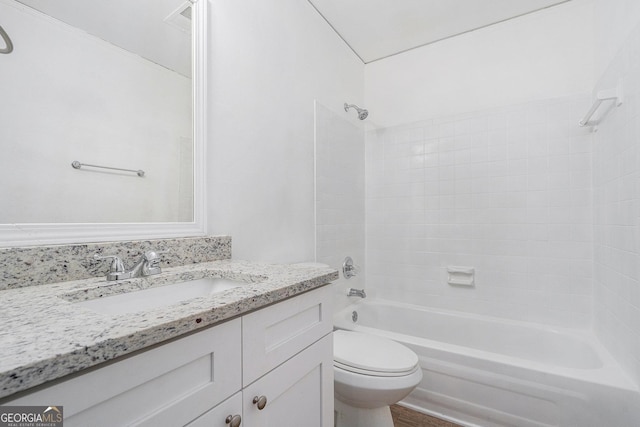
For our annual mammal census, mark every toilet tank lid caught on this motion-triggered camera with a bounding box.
[333,330,418,374]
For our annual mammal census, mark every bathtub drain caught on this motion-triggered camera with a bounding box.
[352,311,358,322]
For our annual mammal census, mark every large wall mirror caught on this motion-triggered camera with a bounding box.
[0,0,207,247]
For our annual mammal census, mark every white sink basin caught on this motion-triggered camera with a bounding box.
[75,277,245,315]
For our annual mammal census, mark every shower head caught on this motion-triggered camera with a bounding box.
[344,103,369,120]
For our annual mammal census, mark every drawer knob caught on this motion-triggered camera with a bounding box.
[225,414,241,427]
[252,395,267,410]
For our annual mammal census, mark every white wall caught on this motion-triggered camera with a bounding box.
[592,0,640,385]
[206,0,364,262]
[364,0,595,128]
[594,0,640,78]
[0,0,192,223]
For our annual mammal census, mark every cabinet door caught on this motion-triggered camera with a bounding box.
[242,334,333,427]
[186,392,243,427]
[9,319,242,427]
[242,285,332,386]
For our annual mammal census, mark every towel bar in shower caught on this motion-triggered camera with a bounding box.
[71,161,145,177]
[578,79,623,131]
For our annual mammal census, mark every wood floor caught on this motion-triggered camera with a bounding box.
[390,404,463,427]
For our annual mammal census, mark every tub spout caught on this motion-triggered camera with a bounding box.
[347,288,366,298]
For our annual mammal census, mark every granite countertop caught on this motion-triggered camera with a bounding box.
[0,260,338,400]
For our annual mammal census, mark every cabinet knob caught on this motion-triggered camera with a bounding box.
[252,395,267,410]
[225,414,241,427]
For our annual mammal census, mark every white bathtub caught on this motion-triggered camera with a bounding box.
[334,300,640,427]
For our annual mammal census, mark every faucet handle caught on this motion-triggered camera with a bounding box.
[94,254,126,273]
[141,250,168,275]
[94,254,131,281]
[342,256,361,279]
[143,250,168,265]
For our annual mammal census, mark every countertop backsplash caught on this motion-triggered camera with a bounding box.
[0,236,232,290]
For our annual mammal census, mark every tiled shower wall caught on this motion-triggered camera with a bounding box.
[365,95,594,328]
[315,102,366,312]
[593,19,640,384]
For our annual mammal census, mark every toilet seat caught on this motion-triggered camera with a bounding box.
[333,330,419,377]
[334,360,420,377]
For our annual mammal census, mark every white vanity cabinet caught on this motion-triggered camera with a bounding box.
[7,285,333,427]
[8,318,243,426]
[241,285,333,427]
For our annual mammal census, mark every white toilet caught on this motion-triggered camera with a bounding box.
[333,330,423,427]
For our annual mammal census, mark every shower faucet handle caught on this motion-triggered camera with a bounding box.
[342,256,361,279]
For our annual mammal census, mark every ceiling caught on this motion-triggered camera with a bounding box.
[15,0,571,72]
[308,0,571,63]
[16,0,192,77]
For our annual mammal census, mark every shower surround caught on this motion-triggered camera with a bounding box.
[365,95,594,328]
[593,15,640,386]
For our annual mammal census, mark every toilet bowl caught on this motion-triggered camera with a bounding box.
[333,330,423,427]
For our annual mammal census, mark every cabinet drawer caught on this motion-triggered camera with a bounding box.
[9,318,242,427]
[242,285,332,386]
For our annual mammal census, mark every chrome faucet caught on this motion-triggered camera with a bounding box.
[347,288,366,298]
[342,256,361,279]
[94,251,164,281]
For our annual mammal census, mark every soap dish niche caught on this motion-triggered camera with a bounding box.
[447,266,475,287]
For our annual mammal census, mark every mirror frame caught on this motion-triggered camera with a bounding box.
[0,0,208,248]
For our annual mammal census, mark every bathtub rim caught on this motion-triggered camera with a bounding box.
[334,298,639,392]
